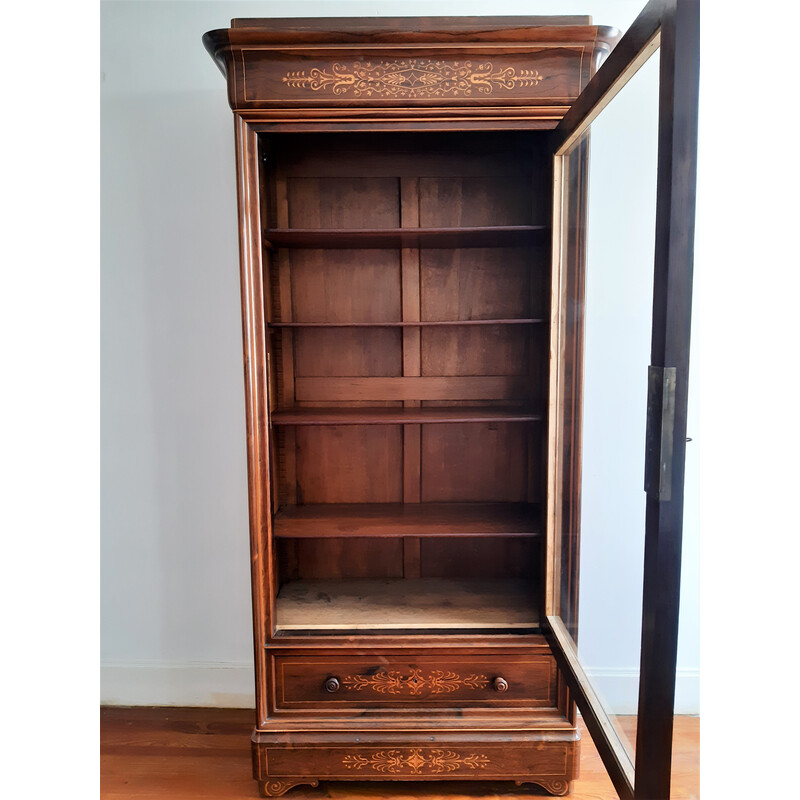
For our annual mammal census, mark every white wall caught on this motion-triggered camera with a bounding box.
[101,0,699,710]
[577,51,700,715]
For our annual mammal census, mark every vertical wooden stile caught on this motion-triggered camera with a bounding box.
[275,172,297,505]
[401,177,422,577]
[232,115,271,728]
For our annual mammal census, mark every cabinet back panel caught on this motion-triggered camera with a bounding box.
[294,375,530,402]
[419,537,539,580]
[276,538,538,583]
[421,328,531,377]
[295,425,403,504]
[274,132,537,180]
[290,249,402,379]
[421,422,530,503]
[419,176,534,227]
[286,177,400,228]
[289,250,401,323]
[277,538,404,581]
[294,329,402,378]
[420,248,534,320]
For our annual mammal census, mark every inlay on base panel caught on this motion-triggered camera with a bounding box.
[252,727,579,797]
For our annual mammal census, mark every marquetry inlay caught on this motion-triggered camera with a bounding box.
[281,60,543,98]
[342,747,490,774]
[341,668,489,694]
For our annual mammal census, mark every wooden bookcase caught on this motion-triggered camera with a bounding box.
[204,16,620,798]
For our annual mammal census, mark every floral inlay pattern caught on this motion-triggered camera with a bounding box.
[342,748,490,774]
[281,60,543,98]
[342,668,489,695]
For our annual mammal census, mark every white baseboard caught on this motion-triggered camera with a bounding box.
[585,667,700,715]
[101,660,255,708]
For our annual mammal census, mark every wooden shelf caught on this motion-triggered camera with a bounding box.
[272,502,541,538]
[275,578,540,632]
[271,406,544,426]
[268,319,544,328]
[264,225,547,249]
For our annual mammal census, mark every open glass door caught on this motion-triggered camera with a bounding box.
[544,1,698,799]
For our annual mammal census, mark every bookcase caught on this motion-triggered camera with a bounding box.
[203,9,698,798]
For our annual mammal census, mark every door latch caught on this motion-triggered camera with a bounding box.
[644,366,677,501]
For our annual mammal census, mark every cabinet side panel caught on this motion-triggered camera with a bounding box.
[234,116,272,725]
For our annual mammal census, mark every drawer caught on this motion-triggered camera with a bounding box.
[272,654,557,709]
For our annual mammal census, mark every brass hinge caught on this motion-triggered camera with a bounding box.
[644,366,677,501]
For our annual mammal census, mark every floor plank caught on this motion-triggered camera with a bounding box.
[100,707,699,799]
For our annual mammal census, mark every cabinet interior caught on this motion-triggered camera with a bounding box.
[260,131,552,635]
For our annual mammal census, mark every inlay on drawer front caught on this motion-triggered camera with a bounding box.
[272,653,557,710]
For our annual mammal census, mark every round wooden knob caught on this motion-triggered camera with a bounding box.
[493,676,509,693]
[324,677,340,693]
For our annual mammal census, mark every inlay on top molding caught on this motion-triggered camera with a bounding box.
[203,17,617,117]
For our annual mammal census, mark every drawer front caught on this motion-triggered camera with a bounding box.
[273,654,557,709]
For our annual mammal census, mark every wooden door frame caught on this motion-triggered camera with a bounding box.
[543,1,699,799]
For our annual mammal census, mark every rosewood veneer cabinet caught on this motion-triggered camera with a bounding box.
[202,3,698,798]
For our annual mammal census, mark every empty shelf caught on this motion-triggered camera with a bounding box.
[275,577,540,632]
[270,406,544,425]
[267,319,544,328]
[272,502,541,538]
[264,225,547,249]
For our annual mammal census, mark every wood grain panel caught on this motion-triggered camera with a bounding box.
[420,248,534,320]
[277,538,404,580]
[420,248,534,378]
[267,226,546,249]
[419,177,533,227]
[287,177,400,228]
[295,376,530,402]
[420,537,539,580]
[289,250,401,323]
[421,423,530,502]
[274,131,536,178]
[422,327,531,378]
[294,329,402,378]
[295,426,403,503]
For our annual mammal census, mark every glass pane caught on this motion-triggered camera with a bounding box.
[575,49,660,761]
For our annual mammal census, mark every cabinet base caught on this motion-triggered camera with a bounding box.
[259,779,320,797]
[252,726,579,795]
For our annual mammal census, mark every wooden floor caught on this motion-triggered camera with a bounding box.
[100,707,698,799]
